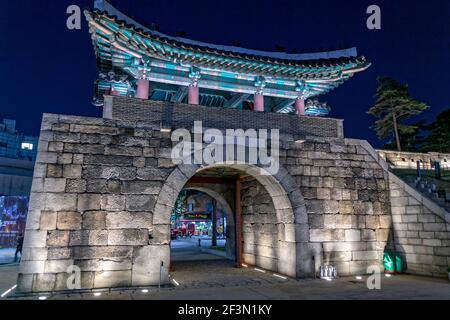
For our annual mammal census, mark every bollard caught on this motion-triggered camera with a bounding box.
[159,261,163,290]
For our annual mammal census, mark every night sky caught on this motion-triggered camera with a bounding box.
[1,0,449,147]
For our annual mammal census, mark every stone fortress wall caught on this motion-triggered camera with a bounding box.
[378,149,450,169]
[17,97,450,293]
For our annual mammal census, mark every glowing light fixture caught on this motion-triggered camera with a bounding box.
[172,279,180,286]
[355,276,363,280]
[273,274,287,280]
[93,292,102,297]
[254,268,266,273]
[241,263,248,268]
[385,274,392,278]
[141,289,149,293]
[1,285,17,298]
[38,296,48,300]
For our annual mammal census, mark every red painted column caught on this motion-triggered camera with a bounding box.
[254,93,264,112]
[136,79,149,99]
[110,87,120,96]
[188,85,199,105]
[295,98,305,116]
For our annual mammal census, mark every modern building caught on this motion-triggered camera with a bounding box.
[0,119,38,247]
[0,119,37,196]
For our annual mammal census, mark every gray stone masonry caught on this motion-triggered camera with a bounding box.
[389,173,450,277]
[18,97,450,292]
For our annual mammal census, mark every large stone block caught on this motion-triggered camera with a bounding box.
[45,193,77,211]
[131,245,170,286]
[365,216,380,229]
[72,246,133,260]
[47,247,73,260]
[82,211,107,229]
[43,178,66,193]
[47,230,70,247]
[375,229,390,242]
[57,153,74,165]
[126,195,156,212]
[310,229,345,242]
[16,274,34,292]
[44,259,74,273]
[107,229,148,246]
[65,179,87,193]
[423,223,446,232]
[121,181,162,195]
[40,211,57,230]
[86,179,108,193]
[75,258,132,272]
[20,260,45,274]
[136,167,168,181]
[352,250,379,261]
[77,194,102,211]
[349,260,380,275]
[152,203,173,225]
[56,211,82,230]
[84,155,134,166]
[361,229,376,241]
[106,211,153,229]
[150,224,170,245]
[23,230,48,248]
[345,229,361,242]
[94,270,132,288]
[70,230,108,246]
[32,273,56,292]
[63,165,82,179]
[322,241,366,252]
[101,195,126,211]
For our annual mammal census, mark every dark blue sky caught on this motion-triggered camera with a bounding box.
[1,0,449,147]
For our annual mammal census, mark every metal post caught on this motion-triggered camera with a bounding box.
[159,261,163,290]
[212,199,217,247]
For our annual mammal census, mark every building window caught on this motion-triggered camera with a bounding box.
[402,158,406,162]
[21,142,34,150]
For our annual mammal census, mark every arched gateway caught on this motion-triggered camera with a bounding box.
[153,161,309,281]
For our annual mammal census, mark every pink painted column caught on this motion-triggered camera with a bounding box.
[188,85,199,105]
[295,98,305,116]
[136,79,149,99]
[110,87,120,96]
[254,93,264,112]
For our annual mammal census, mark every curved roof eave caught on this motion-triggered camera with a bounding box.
[93,0,360,63]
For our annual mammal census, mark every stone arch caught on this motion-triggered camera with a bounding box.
[153,160,309,278]
[183,186,236,260]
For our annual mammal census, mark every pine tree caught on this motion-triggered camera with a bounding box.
[368,77,429,151]
[420,109,450,153]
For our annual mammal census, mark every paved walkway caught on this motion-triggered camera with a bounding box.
[5,259,450,300]
[0,248,19,265]
[171,237,226,262]
[0,264,19,297]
